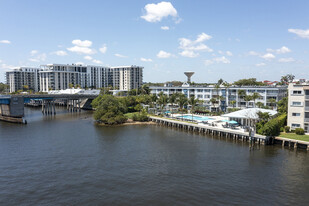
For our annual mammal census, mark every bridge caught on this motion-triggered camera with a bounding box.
[0,94,99,123]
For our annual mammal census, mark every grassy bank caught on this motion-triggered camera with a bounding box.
[124,112,139,119]
[279,132,309,142]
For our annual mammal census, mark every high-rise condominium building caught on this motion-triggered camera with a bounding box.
[287,83,309,132]
[6,64,143,92]
[6,67,41,93]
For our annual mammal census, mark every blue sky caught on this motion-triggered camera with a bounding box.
[1,0,309,83]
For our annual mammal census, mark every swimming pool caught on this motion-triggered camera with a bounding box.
[178,115,214,121]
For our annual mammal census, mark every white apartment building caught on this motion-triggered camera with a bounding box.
[6,67,41,93]
[287,83,309,132]
[38,64,143,92]
[6,64,143,92]
[150,83,287,111]
[39,64,89,92]
[111,66,143,90]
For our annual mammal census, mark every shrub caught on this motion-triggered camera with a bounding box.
[258,113,287,136]
[295,128,305,135]
[284,126,290,133]
[280,127,284,132]
[132,114,138,121]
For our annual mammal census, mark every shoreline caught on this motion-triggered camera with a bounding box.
[95,119,156,126]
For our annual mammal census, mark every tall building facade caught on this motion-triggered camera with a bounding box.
[287,83,309,132]
[150,84,287,110]
[111,66,143,90]
[6,67,41,93]
[6,64,143,92]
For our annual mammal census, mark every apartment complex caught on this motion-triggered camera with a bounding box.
[150,83,287,111]
[6,64,143,92]
[6,67,41,93]
[287,83,309,132]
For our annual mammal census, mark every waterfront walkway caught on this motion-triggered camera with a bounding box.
[149,116,309,150]
[149,116,268,145]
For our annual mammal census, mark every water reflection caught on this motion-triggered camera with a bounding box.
[0,107,308,205]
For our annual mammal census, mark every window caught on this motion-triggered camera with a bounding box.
[291,123,301,128]
[292,101,302,106]
[292,113,301,116]
[292,90,302,95]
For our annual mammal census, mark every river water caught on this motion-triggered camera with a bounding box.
[0,107,308,206]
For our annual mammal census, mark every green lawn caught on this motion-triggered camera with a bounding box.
[124,112,139,119]
[279,132,309,142]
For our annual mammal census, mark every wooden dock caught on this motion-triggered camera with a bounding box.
[149,116,309,150]
[149,116,270,145]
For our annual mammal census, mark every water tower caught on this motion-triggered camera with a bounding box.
[184,71,195,83]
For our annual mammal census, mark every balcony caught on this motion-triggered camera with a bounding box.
[305,118,309,122]
[305,95,309,100]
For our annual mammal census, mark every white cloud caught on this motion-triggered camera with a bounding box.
[114,53,127,58]
[0,60,2,63]
[1,63,17,70]
[179,50,199,58]
[278,57,295,63]
[53,50,67,56]
[219,50,233,56]
[288,28,309,39]
[261,53,275,61]
[141,1,178,23]
[266,46,291,54]
[161,26,169,30]
[204,60,213,66]
[179,32,213,57]
[67,39,96,55]
[226,51,233,56]
[196,33,212,42]
[92,59,103,64]
[30,50,38,56]
[99,45,107,54]
[157,50,172,58]
[248,51,260,56]
[29,52,46,62]
[204,56,230,66]
[67,46,96,54]
[213,56,230,64]
[84,56,93,60]
[140,58,153,62]
[256,63,266,67]
[0,40,10,44]
[72,39,92,47]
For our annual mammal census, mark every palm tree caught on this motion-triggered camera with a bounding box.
[237,89,246,108]
[244,95,252,108]
[210,98,217,112]
[268,98,277,110]
[176,93,188,111]
[230,100,236,108]
[251,92,260,108]
[176,93,188,120]
[141,84,150,95]
[256,102,264,108]
[157,93,168,112]
[188,96,199,113]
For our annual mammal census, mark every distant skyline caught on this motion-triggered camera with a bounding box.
[1,0,309,83]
